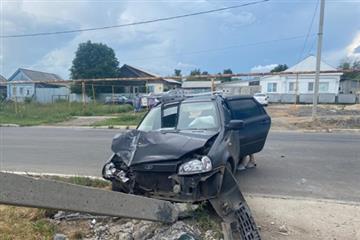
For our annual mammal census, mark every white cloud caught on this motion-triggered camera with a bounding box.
[323,32,360,67]
[250,64,278,73]
[26,0,257,78]
[346,32,360,59]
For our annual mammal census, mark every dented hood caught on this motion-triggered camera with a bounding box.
[111,129,217,166]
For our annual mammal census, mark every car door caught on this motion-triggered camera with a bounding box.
[225,96,270,157]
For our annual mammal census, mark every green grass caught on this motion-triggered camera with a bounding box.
[0,206,56,240]
[49,176,110,188]
[92,111,146,126]
[192,202,223,239]
[0,101,133,126]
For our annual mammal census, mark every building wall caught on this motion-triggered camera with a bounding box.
[35,87,70,103]
[7,83,35,99]
[260,74,341,94]
[146,83,164,93]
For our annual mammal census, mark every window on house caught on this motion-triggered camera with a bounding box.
[289,82,295,92]
[308,82,314,92]
[26,89,30,95]
[319,82,329,92]
[147,85,155,93]
[267,83,277,93]
[19,87,24,95]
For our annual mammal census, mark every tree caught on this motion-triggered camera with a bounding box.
[70,41,120,79]
[174,69,182,77]
[190,69,201,76]
[70,41,120,95]
[188,69,205,81]
[270,64,288,73]
[221,69,233,82]
[339,59,360,82]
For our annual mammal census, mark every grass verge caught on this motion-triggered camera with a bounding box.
[0,101,133,126]
[0,176,109,240]
[92,111,146,126]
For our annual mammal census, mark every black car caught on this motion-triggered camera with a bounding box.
[102,94,271,203]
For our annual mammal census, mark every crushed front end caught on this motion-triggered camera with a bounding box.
[102,129,223,203]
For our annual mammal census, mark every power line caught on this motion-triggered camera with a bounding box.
[127,34,313,62]
[296,0,319,62]
[0,0,269,39]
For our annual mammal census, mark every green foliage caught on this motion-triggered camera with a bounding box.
[339,58,360,81]
[70,40,120,79]
[50,176,110,188]
[270,64,288,72]
[174,69,182,76]
[92,111,146,126]
[218,68,233,82]
[193,202,223,239]
[70,41,121,94]
[188,69,210,81]
[0,101,133,126]
[190,69,201,76]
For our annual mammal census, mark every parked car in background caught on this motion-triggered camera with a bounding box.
[253,93,269,106]
[105,96,132,105]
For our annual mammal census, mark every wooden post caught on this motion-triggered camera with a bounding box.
[82,81,86,111]
[14,97,18,114]
[211,78,215,92]
[112,85,115,105]
[92,84,96,104]
[295,73,299,107]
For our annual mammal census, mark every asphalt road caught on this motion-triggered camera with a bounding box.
[1,127,359,202]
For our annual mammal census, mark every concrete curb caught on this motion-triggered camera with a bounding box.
[0,124,20,127]
[4,171,360,207]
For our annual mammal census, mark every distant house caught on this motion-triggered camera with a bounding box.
[181,80,220,94]
[216,77,260,96]
[339,78,360,94]
[259,56,343,95]
[0,74,7,99]
[118,64,181,94]
[7,68,70,103]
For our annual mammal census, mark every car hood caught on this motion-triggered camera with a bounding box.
[111,129,218,166]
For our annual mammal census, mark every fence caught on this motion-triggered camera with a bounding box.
[267,93,360,104]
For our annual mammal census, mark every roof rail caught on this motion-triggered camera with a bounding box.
[158,90,223,103]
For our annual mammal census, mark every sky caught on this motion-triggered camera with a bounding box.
[0,0,360,79]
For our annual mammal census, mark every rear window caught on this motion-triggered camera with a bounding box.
[227,99,262,119]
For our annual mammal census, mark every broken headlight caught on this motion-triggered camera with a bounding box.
[103,162,116,178]
[178,156,212,175]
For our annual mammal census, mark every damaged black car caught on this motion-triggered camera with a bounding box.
[102,94,271,203]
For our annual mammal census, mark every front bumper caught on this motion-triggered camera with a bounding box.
[103,159,224,203]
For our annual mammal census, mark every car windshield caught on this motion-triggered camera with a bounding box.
[177,102,219,130]
[138,101,219,131]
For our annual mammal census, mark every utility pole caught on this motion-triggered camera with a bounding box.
[312,0,325,119]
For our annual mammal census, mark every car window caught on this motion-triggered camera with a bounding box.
[227,99,262,119]
[162,105,178,128]
[177,102,219,130]
[138,107,161,131]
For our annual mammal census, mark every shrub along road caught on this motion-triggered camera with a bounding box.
[1,127,360,202]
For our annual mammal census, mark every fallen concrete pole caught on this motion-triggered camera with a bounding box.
[0,172,178,223]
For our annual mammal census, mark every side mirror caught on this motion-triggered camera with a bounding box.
[226,120,244,130]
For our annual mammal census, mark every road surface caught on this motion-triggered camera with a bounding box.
[1,127,359,202]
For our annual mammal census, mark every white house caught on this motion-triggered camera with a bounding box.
[259,56,343,95]
[7,68,70,103]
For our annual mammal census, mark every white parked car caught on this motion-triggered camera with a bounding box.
[253,93,269,106]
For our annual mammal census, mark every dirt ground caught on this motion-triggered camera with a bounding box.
[248,195,360,240]
[52,104,360,131]
[267,104,360,131]
[2,195,359,240]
